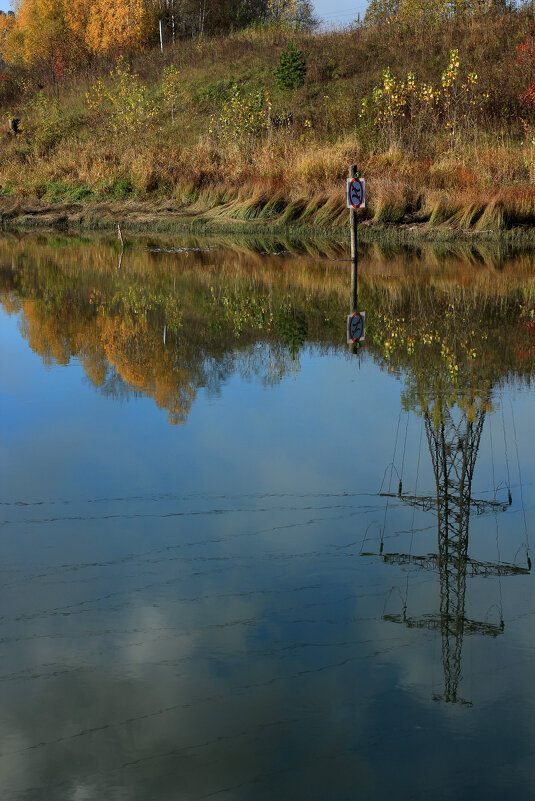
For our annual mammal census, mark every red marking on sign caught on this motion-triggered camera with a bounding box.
[348,312,365,342]
[349,178,364,209]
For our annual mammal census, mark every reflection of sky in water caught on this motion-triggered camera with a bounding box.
[1,295,535,801]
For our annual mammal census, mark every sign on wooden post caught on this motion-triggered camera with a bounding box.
[347,177,366,209]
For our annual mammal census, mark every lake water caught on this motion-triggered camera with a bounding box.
[1,232,535,801]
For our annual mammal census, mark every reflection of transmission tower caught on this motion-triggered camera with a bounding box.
[376,405,530,706]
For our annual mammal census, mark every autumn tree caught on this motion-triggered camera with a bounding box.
[3,0,81,77]
[85,0,153,55]
[63,0,92,53]
[0,10,15,47]
[4,0,155,65]
[0,11,16,70]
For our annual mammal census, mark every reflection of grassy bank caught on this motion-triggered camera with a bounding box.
[1,234,535,425]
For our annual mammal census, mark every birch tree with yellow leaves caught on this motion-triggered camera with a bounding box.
[3,0,154,66]
[84,0,153,55]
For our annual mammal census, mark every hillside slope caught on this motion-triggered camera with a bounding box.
[2,11,535,231]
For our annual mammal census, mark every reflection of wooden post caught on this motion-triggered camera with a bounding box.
[117,224,124,270]
[349,164,359,352]
[350,259,358,315]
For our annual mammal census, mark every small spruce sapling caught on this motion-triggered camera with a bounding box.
[273,41,307,91]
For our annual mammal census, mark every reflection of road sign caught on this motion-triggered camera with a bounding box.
[347,178,365,209]
[347,312,366,343]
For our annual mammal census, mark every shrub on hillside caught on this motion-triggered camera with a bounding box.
[209,84,271,149]
[360,49,485,152]
[86,58,156,134]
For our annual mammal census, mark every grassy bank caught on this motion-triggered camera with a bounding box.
[2,10,535,231]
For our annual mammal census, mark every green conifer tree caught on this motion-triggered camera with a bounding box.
[273,41,307,91]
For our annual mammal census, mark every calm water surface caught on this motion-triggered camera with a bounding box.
[1,233,535,800]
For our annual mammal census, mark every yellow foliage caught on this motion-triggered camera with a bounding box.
[3,0,153,65]
[361,49,482,151]
[0,11,15,46]
[85,0,152,55]
[8,0,69,67]
[86,58,157,133]
[267,0,299,21]
[63,0,91,43]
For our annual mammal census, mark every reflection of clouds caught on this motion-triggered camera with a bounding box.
[0,489,401,799]
[71,785,97,801]
[2,501,534,801]
[0,584,375,800]
[0,729,28,795]
[120,594,257,677]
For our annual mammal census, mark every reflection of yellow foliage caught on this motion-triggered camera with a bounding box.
[153,359,196,426]
[20,299,71,365]
[1,293,22,316]
[78,344,108,386]
[99,316,195,425]
[100,317,153,387]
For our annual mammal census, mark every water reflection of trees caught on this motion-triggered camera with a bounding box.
[0,236,344,423]
[1,235,535,426]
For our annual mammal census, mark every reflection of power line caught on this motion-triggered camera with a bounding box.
[372,404,530,705]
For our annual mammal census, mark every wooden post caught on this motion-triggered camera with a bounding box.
[349,164,359,268]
